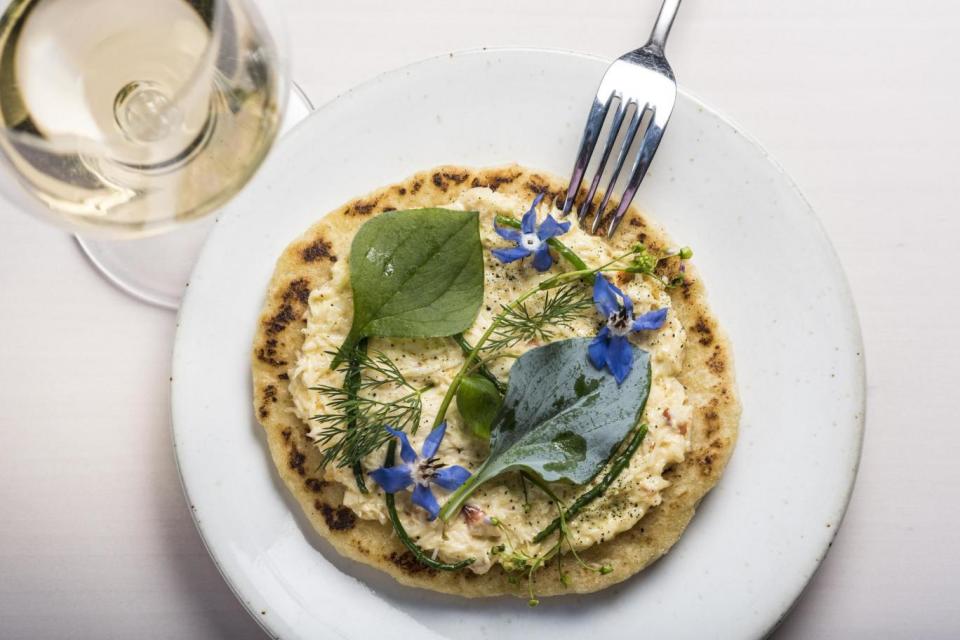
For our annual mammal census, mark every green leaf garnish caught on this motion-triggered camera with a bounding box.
[439,337,651,519]
[333,208,484,367]
[456,374,502,440]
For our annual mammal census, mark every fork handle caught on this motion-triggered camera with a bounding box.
[648,0,682,51]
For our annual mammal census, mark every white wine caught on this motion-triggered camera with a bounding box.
[0,0,284,237]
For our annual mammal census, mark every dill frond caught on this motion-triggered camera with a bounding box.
[310,347,428,470]
[482,283,593,354]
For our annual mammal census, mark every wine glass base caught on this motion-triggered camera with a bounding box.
[75,83,314,310]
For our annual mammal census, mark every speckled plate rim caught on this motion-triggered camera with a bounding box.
[171,47,865,640]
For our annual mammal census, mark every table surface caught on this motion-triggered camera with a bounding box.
[2,1,958,638]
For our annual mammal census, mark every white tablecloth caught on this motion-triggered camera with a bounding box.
[2,1,958,637]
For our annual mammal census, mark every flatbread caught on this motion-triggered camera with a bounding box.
[252,165,740,597]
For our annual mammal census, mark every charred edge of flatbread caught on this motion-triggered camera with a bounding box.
[252,164,740,598]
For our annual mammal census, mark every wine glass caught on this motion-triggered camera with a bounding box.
[0,0,309,307]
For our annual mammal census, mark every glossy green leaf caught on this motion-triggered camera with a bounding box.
[456,374,502,440]
[334,208,484,365]
[440,338,650,519]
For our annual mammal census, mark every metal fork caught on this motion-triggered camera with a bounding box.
[561,0,681,237]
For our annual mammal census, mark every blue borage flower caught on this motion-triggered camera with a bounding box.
[368,422,471,520]
[492,194,571,272]
[588,275,668,384]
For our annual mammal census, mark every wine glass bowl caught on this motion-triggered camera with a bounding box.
[0,0,288,238]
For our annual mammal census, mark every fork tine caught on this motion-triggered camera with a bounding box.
[578,97,626,223]
[590,104,643,234]
[561,93,613,217]
[605,106,668,236]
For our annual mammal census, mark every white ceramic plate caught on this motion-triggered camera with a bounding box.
[172,48,865,640]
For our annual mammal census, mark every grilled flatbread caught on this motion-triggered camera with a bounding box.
[252,164,739,597]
